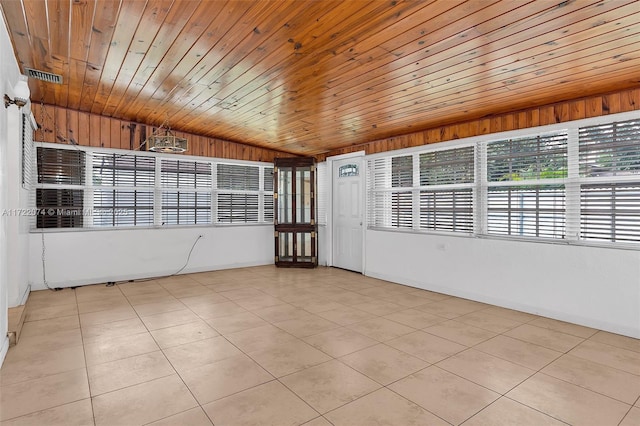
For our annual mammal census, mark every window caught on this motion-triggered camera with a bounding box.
[578,118,640,243]
[365,113,640,246]
[263,167,274,223]
[36,147,85,228]
[368,156,414,229]
[34,144,273,229]
[486,133,568,239]
[93,153,155,226]
[369,147,475,232]
[37,147,85,185]
[580,183,640,243]
[216,163,264,223]
[161,160,212,225]
[419,146,474,232]
[487,185,565,238]
[36,188,84,228]
[420,189,473,232]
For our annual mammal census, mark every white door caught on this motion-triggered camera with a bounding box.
[332,157,363,272]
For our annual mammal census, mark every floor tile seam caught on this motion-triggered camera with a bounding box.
[433,354,537,396]
[531,370,638,407]
[548,351,640,380]
[447,316,524,334]
[418,327,494,348]
[618,405,639,426]
[427,318,502,336]
[582,336,640,355]
[494,330,584,354]
[0,364,88,389]
[0,395,93,424]
[379,384,455,425]
[515,321,595,340]
[587,332,640,350]
[464,395,572,426]
[276,369,378,417]
[139,406,211,426]
[75,288,97,426]
[88,369,178,398]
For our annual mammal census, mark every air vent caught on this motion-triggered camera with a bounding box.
[24,68,63,84]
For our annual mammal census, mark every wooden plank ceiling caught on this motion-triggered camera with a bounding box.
[1,0,639,156]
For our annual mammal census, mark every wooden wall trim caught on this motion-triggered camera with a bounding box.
[30,104,295,163]
[315,87,640,161]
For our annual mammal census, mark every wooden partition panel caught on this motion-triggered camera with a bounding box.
[316,88,640,161]
[30,104,293,163]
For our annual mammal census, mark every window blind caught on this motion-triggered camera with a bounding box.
[487,133,568,182]
[93,153,155,187]
[217,193,259,223]
[579,119,640,177]
[37,147,85,185]
[420,189,473,232]
[487,185,565,238]
[36,188,84,228]
[315,163,326,225]
[392,155,413,187]
[161,159,212,188]
[94,190,154,227]
[419,146,474,186]
[22,113,35,188]
[217,164,259,190]
[162,191,211,225]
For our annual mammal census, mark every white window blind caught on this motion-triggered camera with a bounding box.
[487,185,565,238]
[217,164,259,190]
[36,147,85,228]
[580,183,640,243]
[94,190,154,227]
[162,191,211,225]
[36,188,84,228]
[368,156,413,229]
[217,193,259,223]
[486,133,568,239]
[263,167,274,223]
[487,133,568,182]
[22,113,35,189]
[34,143,273,229]
[419,146,474,186]
[37,147,85,185]
[316,162,326,225]
[92,153,155,226]
[216,163,266,224]
[392,155,413,187]
[161,159,212,188]
[579,119,640,177]
[578,118,640,243]
[160,159,212,225]
[420,189,473,232]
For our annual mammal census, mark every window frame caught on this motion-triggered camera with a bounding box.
[365,110,640,249]
[32,142,274,231]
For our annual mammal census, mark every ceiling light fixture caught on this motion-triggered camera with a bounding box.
[145,121,188,153]
[4,75,30,109]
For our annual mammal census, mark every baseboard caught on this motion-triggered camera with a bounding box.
[29,260,274,290]
[0,335,9,368]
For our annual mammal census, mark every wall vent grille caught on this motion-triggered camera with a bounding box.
[24,68,63,84]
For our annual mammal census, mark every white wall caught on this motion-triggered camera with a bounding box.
[365,230,640,338]
[29,225,274,290]
[0,13,26,365]
[5,112,31,307]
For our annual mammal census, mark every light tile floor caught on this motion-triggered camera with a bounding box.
[1,266,639,425]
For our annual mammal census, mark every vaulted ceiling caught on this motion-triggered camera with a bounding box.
[1,0,639,155]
